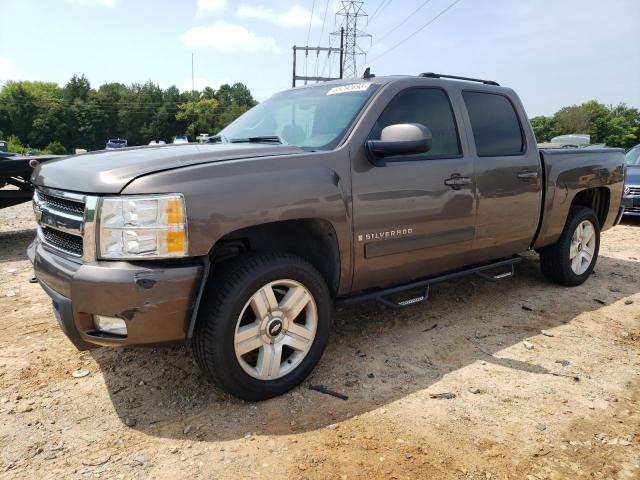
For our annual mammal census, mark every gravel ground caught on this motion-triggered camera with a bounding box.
[0,198,639,479]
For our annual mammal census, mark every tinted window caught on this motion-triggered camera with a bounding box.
[462,91,525,156]
[374,88,460,158]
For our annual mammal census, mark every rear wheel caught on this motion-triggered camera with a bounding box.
[192,252,331,401]
[539,206,600,286]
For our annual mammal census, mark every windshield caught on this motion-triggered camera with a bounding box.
[218,83,379,150]
[626,145,640,166]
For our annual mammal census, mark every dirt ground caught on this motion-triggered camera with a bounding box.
[0,199,638,480]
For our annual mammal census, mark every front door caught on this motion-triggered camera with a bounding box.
[351,87,476,292]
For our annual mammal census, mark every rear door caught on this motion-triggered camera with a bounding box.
[351,86,476,291]
[460,90,542,261]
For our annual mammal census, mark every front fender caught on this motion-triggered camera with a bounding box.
[122,151,352,291]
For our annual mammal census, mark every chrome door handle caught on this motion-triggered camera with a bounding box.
[517,171,539,179]
[444,176,472,187]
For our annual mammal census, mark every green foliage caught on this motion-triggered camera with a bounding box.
[43,140,67,155]
[6,134,27,154]
[530,116,555,143]
[532,101,639,148]
[0,76,257,152]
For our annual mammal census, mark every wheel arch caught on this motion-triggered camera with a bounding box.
[207,218,343,298]
[570,187,610,228]
[533,185,612,250]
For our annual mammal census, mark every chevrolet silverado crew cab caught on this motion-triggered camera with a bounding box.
[28,73,626,400]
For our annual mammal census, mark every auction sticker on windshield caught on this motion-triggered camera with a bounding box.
[327,83,372,95]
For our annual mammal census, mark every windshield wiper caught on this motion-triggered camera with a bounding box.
[207,134,228,144]
[229,136,284,145]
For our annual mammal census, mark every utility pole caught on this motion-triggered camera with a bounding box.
[191,53,195,93]
[291,28,344,88]
[332,1,371,78]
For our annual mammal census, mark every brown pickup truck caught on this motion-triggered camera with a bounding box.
[28,73,626,400]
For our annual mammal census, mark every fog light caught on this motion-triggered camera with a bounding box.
[94,315,128,336]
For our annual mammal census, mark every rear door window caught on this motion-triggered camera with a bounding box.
[374,88,461,159]
[462,91,525,156]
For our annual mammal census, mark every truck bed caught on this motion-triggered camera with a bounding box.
[533,147,625,249]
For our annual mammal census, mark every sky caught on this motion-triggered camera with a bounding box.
[0,0,639,116]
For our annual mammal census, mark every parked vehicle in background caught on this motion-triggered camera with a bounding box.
[551,134,591,147]
[622,144,640,216]
[148,140,166,146]
[196,133,212,143]
[0,140,9,153]
[1,152,64,209]
[28,73,626,401]
[105,138,127,149]
[173,135,189,144]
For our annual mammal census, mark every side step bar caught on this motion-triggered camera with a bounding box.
[337,256,522,310]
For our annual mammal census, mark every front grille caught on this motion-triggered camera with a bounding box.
[624,205,640,213]
[37,191,85,216]
[42,227,83,256]
[35,188,89,259]
[627,186,640,196]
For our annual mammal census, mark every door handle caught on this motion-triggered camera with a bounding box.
[444,176,472,187]
[517,171,539,179]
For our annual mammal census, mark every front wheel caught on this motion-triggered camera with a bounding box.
[539,206,600,286]
[192,252,331,401]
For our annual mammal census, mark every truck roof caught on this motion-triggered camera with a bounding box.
[294,72,503,90]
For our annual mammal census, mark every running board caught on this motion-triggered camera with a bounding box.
[337,256,522,310]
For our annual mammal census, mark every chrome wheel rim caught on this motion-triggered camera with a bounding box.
[570,220,596,275]
[234,279,317,380]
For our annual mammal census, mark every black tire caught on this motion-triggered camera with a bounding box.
[539,206,600,286]
[192,252,331,401]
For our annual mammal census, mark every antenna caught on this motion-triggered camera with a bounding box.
[332,1,371,78]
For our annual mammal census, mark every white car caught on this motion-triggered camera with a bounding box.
[148,140,166,146]
[173,135,189,144]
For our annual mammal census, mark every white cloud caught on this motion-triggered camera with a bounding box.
[197,0,226,16]
[181,21,280,54]
[179,77,229,92]
[237,5,321,28]
[0,57,23,82]
[64,0,116,7]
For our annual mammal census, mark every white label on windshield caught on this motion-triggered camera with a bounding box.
[327,83,371,95]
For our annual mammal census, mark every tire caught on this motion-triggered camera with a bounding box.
[539,206,600,286]
[192,252,331,401]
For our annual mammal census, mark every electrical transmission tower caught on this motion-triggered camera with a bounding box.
[332,1,371,78]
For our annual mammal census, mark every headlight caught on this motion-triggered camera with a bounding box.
[98,194,188,259]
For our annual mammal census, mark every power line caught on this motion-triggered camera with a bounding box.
[374,0,434,44]
[306,0,317,45]
[369,0,391,23]
[304,0,317,82]
[369,0,463,62]
[315,0,332,78]
[368,0,388,22]
[320,12,339,78]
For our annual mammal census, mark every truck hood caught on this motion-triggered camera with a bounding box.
[31,143,304,194]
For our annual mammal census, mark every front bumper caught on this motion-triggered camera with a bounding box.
[28,238,204,350]
[622,195,640,216]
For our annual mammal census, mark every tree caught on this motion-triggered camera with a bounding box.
[176,98,219,138]
[530,116,555,143]
[545,100,640,148]
[43,140,67,155]
[553,105,591,135]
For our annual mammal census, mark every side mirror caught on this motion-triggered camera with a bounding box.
[366,123,433,166]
